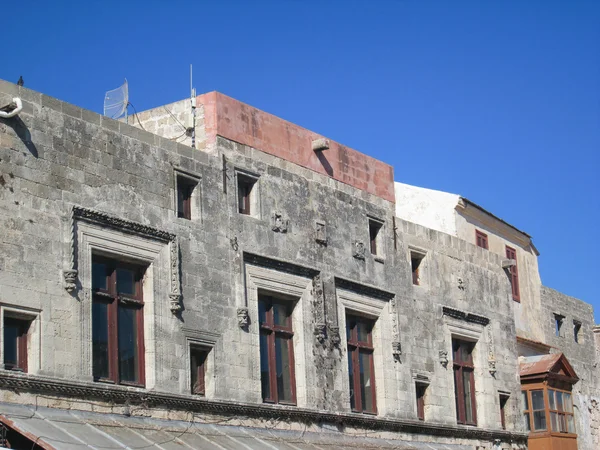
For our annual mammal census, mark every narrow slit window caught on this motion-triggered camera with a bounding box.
[475,230,488,250]
[4,317,31,372]
[176,175,197,220]
[555,314,564,338]
[416,383,427,421]
[505,246,520,302]
[190,346,210,396]
[573,321,581,343]
[237,174,257,216]
[368,220,383,255]
[410,252,424,286]
[500,394,509,430]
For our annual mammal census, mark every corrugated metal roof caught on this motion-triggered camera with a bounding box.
[0,402,472,450]
[519,353,562,377]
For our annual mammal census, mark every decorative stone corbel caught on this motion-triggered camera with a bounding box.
[329,325,341,349]
[271,212,288,233]
[314,323,327,345]
[315,221,327,245]
[169,293,182,314]
[312,138,330,152]
[439,350,449,368]
[488,357,497,377]
[237,307,249,329]
[63,269,78,292]
[353,241,366,260]
[392,341,402,363]
[64,206,78,293]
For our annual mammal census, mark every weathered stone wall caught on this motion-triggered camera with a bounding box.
[540,286,599,449]
[0,79,525,448]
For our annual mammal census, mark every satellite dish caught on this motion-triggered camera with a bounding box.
[103,79,129,120]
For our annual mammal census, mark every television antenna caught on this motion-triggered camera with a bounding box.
[103,79,129,120]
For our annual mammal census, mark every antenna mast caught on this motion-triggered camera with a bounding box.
[190,64,196,149]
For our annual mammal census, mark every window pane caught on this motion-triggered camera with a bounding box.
[521,391,529,411]
[563,393,572,413]
[346,320,353,342]
[567,415,575,433]
[359,351,375,412]
[118,306,139,383]
[191,348,207,395]
[348,350,355,410]
[273,304,288,327]
[548,389,555,410]
[357,322,370,343]
[92,262,107,290]
[3,323,19,368]
[258,300,267,325]
[92,301,109,379]
[550,412,558,431]
[531,390,545,410]
[556,391,564,412]
[533,411,547,431]
[275,335,293,402]
[259,332,270,400]
[524,413,531,431]
[462,370,474,423]
[460,342,473,363]
[117,269,135,295]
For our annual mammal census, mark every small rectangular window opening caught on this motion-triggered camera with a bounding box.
[237,174,257,215]
[176,175,197,220]
[190,346,210,396]
[573,321,582,343]
[416,383,427,421]
[4,317,31,372]
[500,394,509,430]
[555,314,564,338]
[411,252,424,286]
[475,230,489,250]
[505,246,520,302]
[369,220,383,255]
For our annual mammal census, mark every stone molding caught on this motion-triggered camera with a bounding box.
[0,371,527,444]
[442,306,490,326]
[335,277,395,301]
[243,252,319,278]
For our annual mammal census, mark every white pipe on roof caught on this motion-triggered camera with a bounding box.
[0,97,23,118]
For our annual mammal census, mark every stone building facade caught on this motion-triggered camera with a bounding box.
[0,78,594,449]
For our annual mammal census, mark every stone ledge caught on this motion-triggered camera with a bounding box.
[0,371,527,444]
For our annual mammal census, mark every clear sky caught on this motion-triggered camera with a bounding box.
[3,1,599,321]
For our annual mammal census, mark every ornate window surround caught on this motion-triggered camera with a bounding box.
[244,263,312,408]
[183,328,219,399]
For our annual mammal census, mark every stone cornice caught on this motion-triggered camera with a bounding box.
[335,277,395,301]
[0,372,527,444]
[243,252,319,278]
[442,306,490,326]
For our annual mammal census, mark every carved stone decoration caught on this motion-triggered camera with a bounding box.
[488,357,497,377]
[237,307,249,329]
[314,323,327,345]
[63,269,78,292]
[271,212,288,233]
[230,236,239,251]
[457,277,465,291]
[392,341,402,363]
[169,293,182,313]
[439,350,449,368]
[315,221,327,245]
[353,241,366,260]
[312,274,325,326]
[169,238,182,316]
[487,325,496,376]
[389,297,400,343]
[329,326,341,349]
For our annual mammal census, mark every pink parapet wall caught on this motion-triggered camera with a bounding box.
[197,92,395,203]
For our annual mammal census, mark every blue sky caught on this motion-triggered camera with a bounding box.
[3,1,599,321]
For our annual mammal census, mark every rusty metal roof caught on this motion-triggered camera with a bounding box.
[519,353,578,380]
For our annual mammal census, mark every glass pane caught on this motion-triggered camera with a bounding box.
[521,391,529,411]
[259,332,270,400]
[348,351,355,410]
[191,349,207,395]
[531,390,545,410]
[275,335,293,402]
[556,390,563,412]
[357,322,370,343]
[3,323,19,367]
[92,262,107,290]
[462,370,474,423]
[359,350,375,412]
[92,301,109,379]
[550,412,558,431]
[533,411,547,431]
[563,393,572,413]
[117,269,135,295]
[559,413,567,432]
[567,415,575,433]
[346,319,353,342]
[523,413,531,431]
[273,304,289,327]
[548,389,555,410]
[454,368,461,420]
[118,306,139,383]
[258,301,267,325]
[461,342,473,363]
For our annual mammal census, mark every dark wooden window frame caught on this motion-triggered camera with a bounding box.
[453,339,477,426]
[500,394,509,430]
[259,295,297,405]
[92,255,146,387]
[368,219,383,255]
[237,173,257,216]
[190,345,210,396]
[505,245,520,302]
[475,230,489,249]
[347,315,377,414]
[3,317,31,372]
[176,175,197,220]
[416,383,427,421]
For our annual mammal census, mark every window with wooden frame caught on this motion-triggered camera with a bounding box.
[522,389,547,432]
[548,388,575,434]
[92,255,146,386]
[368,219,383,256]
[452,339,477,425]
[176,175,197,220]
[416,383,427,421]
[190,345,209,396]
[500,394,509,430]
[259,295,296,405]
[505,246,520,302]
[346,315,377,414]
[237,173,257,216]
[475,230,489,250]
[410,252,424,286]
[573,321,582,344]
[3,317,31,372]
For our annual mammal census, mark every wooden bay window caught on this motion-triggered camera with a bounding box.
[347,315,377,414]
[453,339,477,425]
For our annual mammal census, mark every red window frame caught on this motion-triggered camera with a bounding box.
[475,230,488,250]
[92,256,146,387]
[177,176,195,220]
[3,317,30,372]
[259,295,296,405]
[237,175,255,215]
[453,339,477,426]
[347,315,377,414]
[505,246,520,302]
[416,383,427,421]
[190,346,209,396]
